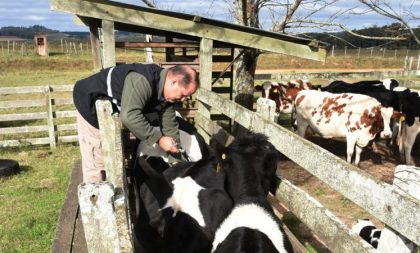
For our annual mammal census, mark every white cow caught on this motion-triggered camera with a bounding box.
[295,90,394,166]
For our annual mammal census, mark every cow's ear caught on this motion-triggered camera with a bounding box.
[255,85,262,91]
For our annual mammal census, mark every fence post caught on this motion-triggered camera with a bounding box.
[394,49,397,58]
[7,40,9,54]
[417,55,420,71]
[408,56,413,71]
[344,46,347,57]
[73,42,78,55]
[80,43,83,56]
[78,182,121,253]
[357,47,360,58]
[61,39,64,53]
[20,42,27,56]
[382,48,386,58]
[377,165,419,252]
[45,86,56,149]
[330,45,334,57]
[95,100,134,252]
[256,97,277,122]
[370,47,373,57]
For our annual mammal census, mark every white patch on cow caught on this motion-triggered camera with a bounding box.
[381,78,392,90]
[351,219,375,235]
[379,107,394,138]
[161,176,206,227]
[137,142,169,163]
[399,117,420,165]
[179,129,202,161]
[212,204,287,253]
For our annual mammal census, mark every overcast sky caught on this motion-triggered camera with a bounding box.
[0,0,418,33]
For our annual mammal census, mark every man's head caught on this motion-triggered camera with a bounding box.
[163,65,199,103]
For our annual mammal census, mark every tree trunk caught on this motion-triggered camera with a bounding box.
[233,0,260,135]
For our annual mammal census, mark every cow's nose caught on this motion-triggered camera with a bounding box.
[381,132,392,139]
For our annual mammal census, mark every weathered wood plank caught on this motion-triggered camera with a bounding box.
[56,111,77,118]
[0,125,48,134]
[0,137,50,147]
[0,99,45,109]
[197,87,420,245]
[50,0,327,61]
[58,135,79,143]
[57,124,77,131]
[196,38,213,143]
[0,86,48,94]
[102,19,116,68]
[45,88,56,149]
[78,182,120,253]
[95,100,133,252]
[0,112,47,122]
[275,178,376,253]
[53,98,74,105]
[51,160,87,253]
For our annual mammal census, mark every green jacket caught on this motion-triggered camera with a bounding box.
[120,69,180,145]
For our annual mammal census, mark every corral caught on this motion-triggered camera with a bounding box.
[1,0,419,252]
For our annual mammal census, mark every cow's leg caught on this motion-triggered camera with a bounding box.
[403,125,418,165]
[354,145,363,166]
[390,119,399,146]
[296,114,309,138]
[346,135,357,164]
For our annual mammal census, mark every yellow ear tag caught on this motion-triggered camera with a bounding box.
[221,153,226,160]
[400,115,406,122]
[273,90,278,93]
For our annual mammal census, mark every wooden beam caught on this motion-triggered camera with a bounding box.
[115,42,199,48]
[50,0,327,61]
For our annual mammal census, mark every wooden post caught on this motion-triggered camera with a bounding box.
[404,56,409,70]
[395,49,397,58]
[7,40,9,54]
[80,43,83,56]
[377,165,419,252]
[370,47,373,57]
[20,42,27,56]
[78,182,121,253]
[73,42,78,55]
[45,86,56,149]
[12,40,15,53]
[61,39,64,53]
[408,56,413,70]
[383,48,386,58]
[357,47,360,58]
[330,45,334,57]
[197,38,213,143]
[102,19,116,68]
[256,97,277,122]
[95,100,133,252]
[344,46,347,57]
[145,34,154,63]
[417,55,420,71]
[89,20,102,70]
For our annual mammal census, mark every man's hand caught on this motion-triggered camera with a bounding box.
[158,136,180,154]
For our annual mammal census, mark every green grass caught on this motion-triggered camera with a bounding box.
[0,144,80,253]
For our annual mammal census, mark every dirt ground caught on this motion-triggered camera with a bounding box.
[276,134,420,229]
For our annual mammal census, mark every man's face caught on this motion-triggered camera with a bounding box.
[163,80,197,103]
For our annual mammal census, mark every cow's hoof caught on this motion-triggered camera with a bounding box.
[0,159,20,177]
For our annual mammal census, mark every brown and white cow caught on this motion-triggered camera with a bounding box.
[294,90,394,166]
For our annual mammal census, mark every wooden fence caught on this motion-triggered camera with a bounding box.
[0,85,77,148]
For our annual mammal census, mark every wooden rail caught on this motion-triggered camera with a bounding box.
[0,85,77,149]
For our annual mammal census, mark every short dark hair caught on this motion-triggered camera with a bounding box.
[169,65,200,88]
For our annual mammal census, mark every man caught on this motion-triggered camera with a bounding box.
[73,63,199,182]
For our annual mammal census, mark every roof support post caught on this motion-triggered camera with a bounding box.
[88,19,102,70]
[102,19,116,68]
[197,38,213,143]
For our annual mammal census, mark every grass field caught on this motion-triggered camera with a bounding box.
[0,45,418,252]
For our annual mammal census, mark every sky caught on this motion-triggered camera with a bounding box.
[0,0,419,33]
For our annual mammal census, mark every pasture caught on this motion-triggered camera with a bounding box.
[0,43,419,252]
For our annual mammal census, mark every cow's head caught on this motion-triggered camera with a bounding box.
[214,133,279,200]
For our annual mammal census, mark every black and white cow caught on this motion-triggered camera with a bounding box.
[133,114,233,253]
[352,78,399,91]
[211,133,294,253]
[351,219,382,249]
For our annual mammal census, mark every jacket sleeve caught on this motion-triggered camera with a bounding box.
[120,72,162,145]
[161,105,180,144]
